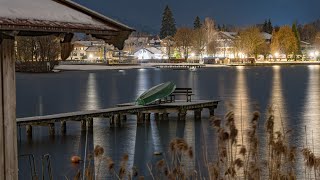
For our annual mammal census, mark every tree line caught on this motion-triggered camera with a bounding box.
[16,36,61,62]
[159,5,320,60]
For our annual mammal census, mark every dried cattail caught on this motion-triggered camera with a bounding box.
[240,146,247,156]
[94,145,104,157]
[252,111,260,123]
[73,170,81,180]
[132,166,138,177]
[106,158,114,171]
[188,146,193,159]
[156,159,165,169]
[118,166,126,178]
[222,132,230,141]
[288,147,296,163]
[163,167,169,176]
[122,153,129,162]
[169,139,176,152]
[211,117,221,128]
[167,173,175,180]
[234,158,244,168]
[225,167,236,177]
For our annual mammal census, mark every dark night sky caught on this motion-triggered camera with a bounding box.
[74,0,320,32]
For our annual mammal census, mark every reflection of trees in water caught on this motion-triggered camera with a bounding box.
[268,66,287,133]
[303,66,320,154]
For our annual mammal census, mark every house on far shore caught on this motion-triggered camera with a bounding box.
[68,40,115,60]
[134,47,164,60]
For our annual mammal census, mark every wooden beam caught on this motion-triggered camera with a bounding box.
[0,33,18,179]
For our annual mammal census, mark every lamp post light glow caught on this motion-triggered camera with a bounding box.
[274,52,279,58]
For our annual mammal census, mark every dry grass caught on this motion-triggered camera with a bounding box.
[71,105,320,180]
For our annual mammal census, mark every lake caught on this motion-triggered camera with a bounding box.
[17,65,320,179]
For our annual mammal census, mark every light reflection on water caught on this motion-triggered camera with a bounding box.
[16,66,320,179]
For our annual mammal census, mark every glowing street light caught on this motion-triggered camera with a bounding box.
[274,52,279,58]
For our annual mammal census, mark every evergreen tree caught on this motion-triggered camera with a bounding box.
[160,5,177,39]
[267,19,273,34]
[217,24,221,31]
[263,20,268,33]
[292,22,302,57]
[222,24,226,31]
[194,16,202,29]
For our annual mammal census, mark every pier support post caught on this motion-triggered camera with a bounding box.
[145,113,151,122]
[159,113,164,121]
[163,113,169,120]
[154,113,159,121]
[26,125,32,138]
[110,116,115,127]
[209,107,215,117]
[60,121,66,135]
[194,109,202,120]
[48,123,55,136]
[178,110,187,121]
[137,112,144,124]
[81,120,87,131]
[120,114,127,122]
[114,114,120,127]
[87,118,93,129]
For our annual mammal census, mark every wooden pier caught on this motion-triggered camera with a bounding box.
[17,100,219,137]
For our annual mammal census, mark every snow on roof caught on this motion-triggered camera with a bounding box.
[135,47,163,54]
[220,31,238,39]
[261,32,272,40]
[0,0,103,26]
[85,46,101,52]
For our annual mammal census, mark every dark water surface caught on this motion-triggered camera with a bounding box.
[17,66,320,179]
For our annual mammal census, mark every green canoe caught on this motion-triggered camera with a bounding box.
[136,82,176,105]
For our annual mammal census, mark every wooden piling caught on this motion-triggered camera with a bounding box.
[194,109,202,120]
[137,112,144,124]
[145,113,151,122]
[0,34,18,179]
[178,110,187,121]
[26,125,32,137]
[60,121,66,135]
[163,113,169,120]
[209,107,215,116]
[48,123,55,136]
[120,114,127,122]
[154,113,159,121]
[81,120,87,131]
[87,118,93,128]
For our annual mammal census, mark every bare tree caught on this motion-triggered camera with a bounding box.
[16,36,37,61]
[162,36,175,60]
[16,35,61,62]
[203,17,216,43]
[276,26,298,58]
[314,32,320,49]
[239,26,265,59]
[36,36,61,61]
[207,40,219,57]
[174,27,193,60]
[193,27,207,58]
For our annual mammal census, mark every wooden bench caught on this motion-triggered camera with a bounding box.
[169,88,194,102]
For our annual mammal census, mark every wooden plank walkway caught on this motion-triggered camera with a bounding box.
[16,100,219,137]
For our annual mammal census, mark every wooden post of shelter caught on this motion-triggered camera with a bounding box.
[0,33,18,179]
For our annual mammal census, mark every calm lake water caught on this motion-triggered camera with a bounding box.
[17,66,320,179]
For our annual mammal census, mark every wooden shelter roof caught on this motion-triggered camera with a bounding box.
[0,0,134,49]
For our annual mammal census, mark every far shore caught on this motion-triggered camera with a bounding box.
[53,61,320,71]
